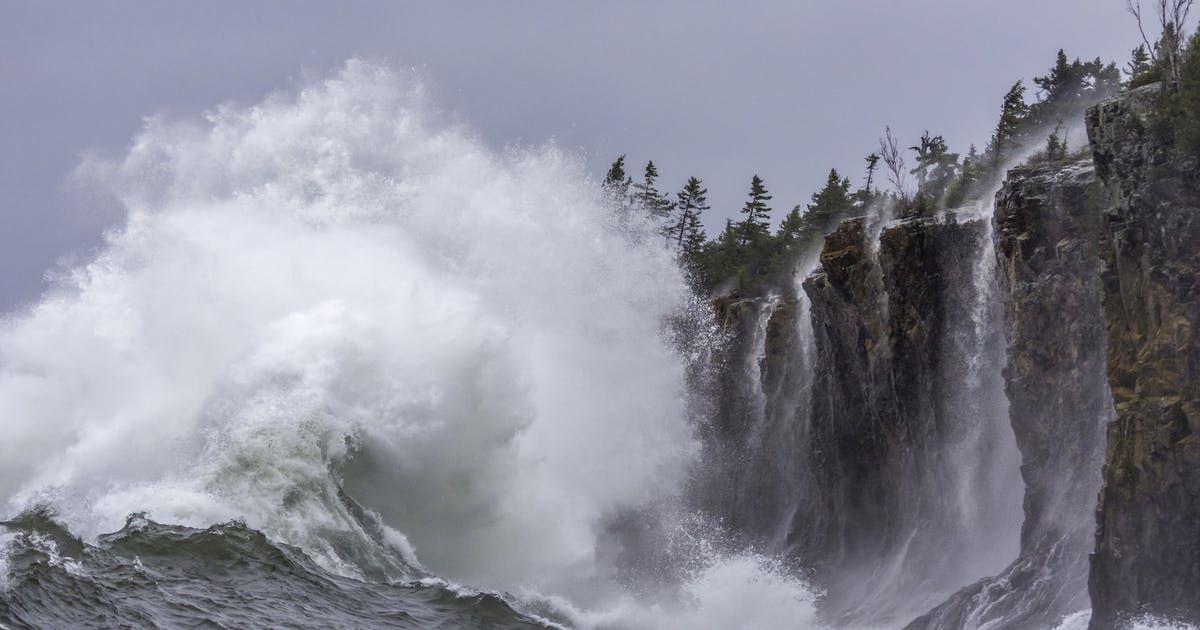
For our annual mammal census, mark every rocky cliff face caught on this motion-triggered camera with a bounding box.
[800,215,1020,625]
[702,212,1021,626]
[909,161,1112,629]
[703,84,1200,628]
[702,293,811,547]
[1087,86,1200,628]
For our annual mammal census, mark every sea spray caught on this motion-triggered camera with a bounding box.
[0,60,821,628]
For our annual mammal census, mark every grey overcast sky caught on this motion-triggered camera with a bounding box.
[1,1,1139,311]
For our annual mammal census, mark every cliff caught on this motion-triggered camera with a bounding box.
[1087,85,1200,628]
[703,210,1022,627]
[699,83,1200,629]
[909,160,1111,629]
[800,214,1020,625]
[702,293,811,545]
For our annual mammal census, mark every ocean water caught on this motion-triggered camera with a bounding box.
[0,61,819,629]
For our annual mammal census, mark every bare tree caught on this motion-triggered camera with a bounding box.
[1127,0,1195,84]
[879,126,907,197]
[1128,0,1160,62]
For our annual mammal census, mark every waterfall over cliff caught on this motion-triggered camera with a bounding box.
[2,59,1199,630]
[700,84,1200,629]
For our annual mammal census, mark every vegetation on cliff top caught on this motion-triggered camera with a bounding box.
[605,2,1195,298]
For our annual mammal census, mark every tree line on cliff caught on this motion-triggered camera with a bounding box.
[605,11,1200,298]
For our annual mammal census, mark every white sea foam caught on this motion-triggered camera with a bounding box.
[517,551,822,630]
[1053,610,1199,630]
[0,531,13,592]
[0,60,820,626]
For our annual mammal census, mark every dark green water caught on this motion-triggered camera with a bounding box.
[0,511,549,629]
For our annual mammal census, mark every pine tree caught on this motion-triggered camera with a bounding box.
[1045,125,1068,162]
[965,144,980,168]
[1127,44,1155,83]
[737,175,773,246]
[777,205,805,244]
[909,131,959,198]
[602,155,632,209]
[631,160,674,220]
[698,219,742,288]
[1029,51,1122,124]
[864,153,881,193]
[1034,50,1074,103]
[671,176,709,257]
[988,82,1030,166]
[1037,51,1122,104]
[1172,31,1200,152]
[944,144,980,208]
[800,169,853,244]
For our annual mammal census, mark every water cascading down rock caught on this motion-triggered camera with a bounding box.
[801,213,1022,625]
[909,160,1112,629]
[705,84,1200,629]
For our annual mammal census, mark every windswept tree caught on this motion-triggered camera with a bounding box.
[694,219,742,290]
[671,176,709,257]
[944,144,981,208]
[1127,44,1156,82]
[1031,50,1122,113]
[602,155,632,210]
[777,205,805,247]
[909,131,959,198]
[987,81,1030,166]
[1044,124,1070,162]
[631,160,674,221]
[775,168,853,255]
[804,169,853,242]
[737,175,773,246]
[864,153,881,193]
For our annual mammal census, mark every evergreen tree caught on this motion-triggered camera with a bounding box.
[909,131,959,198]
[944,144,980,208]
[864,153,881,193]
[1045,125,1069,162]
[988,81,1030,166]
[965,144,980,167]
[737,175,773,245]
[602,155,632,209]
[696,219,743,290]
[980,51,1120,174]
[1171,31,1200,152]
[719,219,739,253]
[774,168,855,253]
[801,169,853,244]
[1031,50,1122,111]
[1033,50,1075,102]
[671,176,709,257]
[777,205,805,244]
[1127,44,1155,83]
[631,160,674,220]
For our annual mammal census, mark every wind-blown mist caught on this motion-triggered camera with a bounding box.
[0,61,819,627]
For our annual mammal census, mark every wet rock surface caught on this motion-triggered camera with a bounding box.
[802,215,1019,626]
[1087,86,1200,629]
[700,84,1200,629]
[910,160,1111,629]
